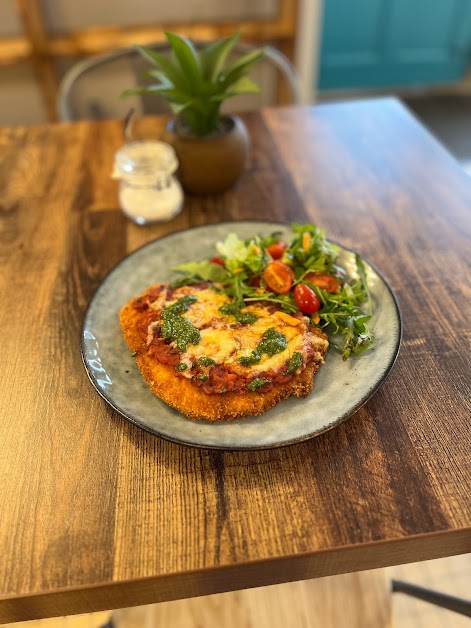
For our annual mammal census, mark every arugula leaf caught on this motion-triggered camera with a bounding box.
[243,292,298,313]
[259,231,284,248]
[287,223,339,275]
[354,254,372,316]
[169,275,202,289]
[308,283,375,360]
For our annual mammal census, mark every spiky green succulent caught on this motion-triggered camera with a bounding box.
[122,32,264,137]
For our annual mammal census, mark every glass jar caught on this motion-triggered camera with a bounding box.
[112,141,183,225]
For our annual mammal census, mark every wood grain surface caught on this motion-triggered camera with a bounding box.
[0,99,470,624]
[3,554,471,628]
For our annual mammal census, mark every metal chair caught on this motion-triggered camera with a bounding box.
[57,41,301,122]
[392,579,471,618]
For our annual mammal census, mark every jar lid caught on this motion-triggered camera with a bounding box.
[112,141,178,178]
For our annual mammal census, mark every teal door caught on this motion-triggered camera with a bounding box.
[319,0,471,89]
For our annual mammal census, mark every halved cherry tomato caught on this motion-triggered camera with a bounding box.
[293,284,321,314]
[210,257,225,266]
[304,272,339,294]
[262,261,293,294]
[267,241,287,260]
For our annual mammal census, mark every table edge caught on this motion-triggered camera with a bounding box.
[1,528,469,624]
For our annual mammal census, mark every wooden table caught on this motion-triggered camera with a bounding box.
[1,98,470,624]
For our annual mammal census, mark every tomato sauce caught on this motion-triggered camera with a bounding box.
[133,282,308,395]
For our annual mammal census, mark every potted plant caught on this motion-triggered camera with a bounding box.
[123,32,264,195]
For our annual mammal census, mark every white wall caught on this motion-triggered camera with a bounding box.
[0,1,22,36]
[41,0,276,34]
[0,0,47,125]
[295,0,323,104]
[0,64,47,126]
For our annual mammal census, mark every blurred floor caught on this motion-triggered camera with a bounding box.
[402,93,471,175]
[318,87,471,176]
[5,553,470,628]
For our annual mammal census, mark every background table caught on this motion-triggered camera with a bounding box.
[0,98,470,624]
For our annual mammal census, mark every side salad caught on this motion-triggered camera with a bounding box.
[171,224,374,360]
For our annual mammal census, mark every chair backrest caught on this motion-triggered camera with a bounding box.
[57,41,301,122]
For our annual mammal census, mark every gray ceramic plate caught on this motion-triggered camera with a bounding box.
[82,221,401,450]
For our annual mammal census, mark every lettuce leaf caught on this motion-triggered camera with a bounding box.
[171,260,230,283]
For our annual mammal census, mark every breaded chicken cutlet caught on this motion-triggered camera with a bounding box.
[120,282,328,422]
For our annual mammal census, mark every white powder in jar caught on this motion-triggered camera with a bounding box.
[112,141,183,224]
[119,178,183,224]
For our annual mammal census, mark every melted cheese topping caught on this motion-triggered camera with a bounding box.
[227,306,305,374]
[185,328,240,362]
[171,287,232,329]
[158,286,324,375]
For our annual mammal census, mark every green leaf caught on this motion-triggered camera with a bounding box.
[355,254,372,316]
[209,76,261,103]
[199,32,240,82]
[120,87,150,98]
[220,49,264,88]
[164,32,202,94]
[136,83,189,97]
[135,45,187,90]
[144,69,174,86]
[215,233,252,272]
[228,76,261,95]
[172,260,230,283]
[169,102,192,115]
[121,85,192,106]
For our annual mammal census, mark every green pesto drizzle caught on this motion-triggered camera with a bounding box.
[248,378,271,392]
[199,356,216,366]
[286,351,303,374]
[219,303,259,325]
[236,312,259,325]
[166,295,197,314]
[161,295,200,352]
[238,328,287,366]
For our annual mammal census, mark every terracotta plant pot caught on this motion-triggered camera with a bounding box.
[162,115,250,196]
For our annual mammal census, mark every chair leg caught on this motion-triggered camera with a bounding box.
[391,579,471,618]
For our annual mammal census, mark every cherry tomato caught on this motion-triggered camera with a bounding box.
[267,241,287,260]
[304,272,339,294]
[262,261,293,294]
[293,284,321,314]
[210,257,225,266]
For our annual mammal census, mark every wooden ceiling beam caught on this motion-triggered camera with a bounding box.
[0,36,31,65]
[46,19,296,58]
